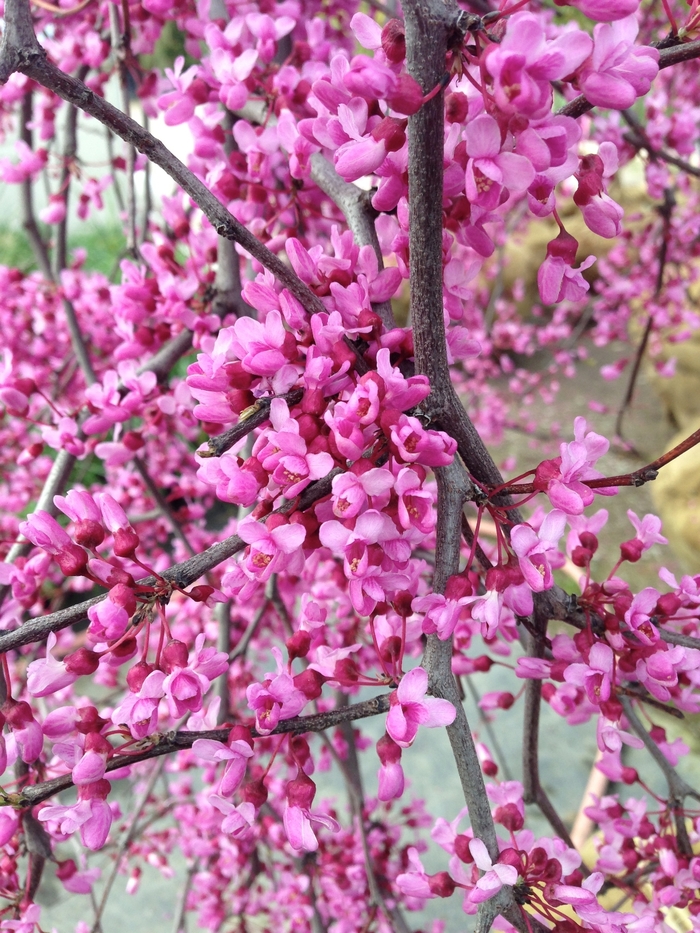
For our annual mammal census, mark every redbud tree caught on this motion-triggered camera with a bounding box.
[1,0,700,928]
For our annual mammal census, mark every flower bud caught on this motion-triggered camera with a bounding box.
[113,527,140,559]
[293,668,326,700]
[286,630,311,661]
[56,543,89,577]
[65,648,100,676]
[74,520,105,549]
[241,778,268,809]
[127,660,155,692]
[162,639,189,672]
[286,771,316,810]
[381,19,405,63]
[428,872,455,898]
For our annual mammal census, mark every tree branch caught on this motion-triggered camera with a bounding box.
[8,693,392,807]
[620,695,700,858]
[0,0,328,320]
[0,469,341,654]
[309,153,395,328]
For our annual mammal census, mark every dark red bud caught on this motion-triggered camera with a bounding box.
[494,803,523,832]
[381,19,406,63]
[65,648,100,676]
[73,520,105,549]
[286,770,316,809]
[240,778,268,809]
[56,544,89,577]
[293,668,326,700]
[620,539,644,563]
[162,639,189,672]
[428,872,455,898]
[127,660,155,692]
[286,630,311,661]
[546,230,579,265]
[453,834,473,863]
[376,732,402,766]
[113,527,140,559]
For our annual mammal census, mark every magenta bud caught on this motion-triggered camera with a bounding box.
[370,116,407,152]
[240,778,268,809]
[494,803,524,832]
[162,639,188,672]
[381,18,405,63]
[546,229,579,265]
[293,668,325,700]
[228,725,254,749]
[65,648,100,676]
[109,583,137,615]
[113,527,140,559]
[620,539,643,563]
[376,733,402,766]
[286,630,311,661]
[127,660,155,692]
[286,771,316,810]
[56,543,89,576]
[453,834,473,863]
[74,520,105,549]
[428,872,455,898]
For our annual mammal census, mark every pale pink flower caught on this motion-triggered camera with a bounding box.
[579,17,659,110]
[386,667,456,748]
[510,510,566,593]
[465,114,535,210]
[467,838,519,904]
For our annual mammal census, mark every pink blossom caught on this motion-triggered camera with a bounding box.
[565,0,640,20]
[510,510,566,593]
[386,667,456,748]
[193,730,254,796]
[26,632,77,697]
[464,114,535,210]
[390,415,456,467]
[209,796,256,838]
[563,642,615,706]
[538,254,596,305]
[331,468,394,519]
[246,648,306,734]
[624,587,661,645]
[226,310,296,377]
[238,517,306,583]
[111,670,166,739]
[283,771,340,851]
[579,17,659,110]
[485,14,592,119]
[467,838,519,904]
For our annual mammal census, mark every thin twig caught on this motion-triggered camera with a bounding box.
[133,455,196,557]
[620,695,700,859]
[90,757,166,933]
[9,693,393,807]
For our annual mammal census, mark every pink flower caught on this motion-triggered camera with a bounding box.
[579,17,659,110]
[390,415,456,467]
[19,510,88,576]
[111,670,166,739]
[225,310,296,377]
[563,642,615,706]
[238,517,306,583]
[510,510,566,593]
[246,648,306,734]
[209,796,256,838]
[565,0,641,22]
[38,780,113,850]
[535,417,615,515]
[624,587,661,645]
[485,13,591,119]
[538,248,596,305]
[283,771,340,851]
[193,729,254,796]
[467,838,519,904]
[0,140,47,183]
[465,114,535,210]
[376,733,404,801]
[26,632,77,697]
[395,468,435,534]
[331,468,394,519]
[386,667,456,748]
